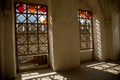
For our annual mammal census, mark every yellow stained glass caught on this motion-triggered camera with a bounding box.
[28,5,36,13]
[42,18,47,24]
[80,11,85,18]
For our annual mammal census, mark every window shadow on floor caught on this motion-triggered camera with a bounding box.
[15,60,120,80]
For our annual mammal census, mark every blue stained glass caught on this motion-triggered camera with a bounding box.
[38,15,46,24]
[17,14,26,23]
[80,18,85,25]
[87,19,91,26]
[28,15,37,23]
[42,25,45,31]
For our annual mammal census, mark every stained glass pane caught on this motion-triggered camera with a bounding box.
[17,4,25,13]
[81,34,86,41]
[29,45,38,54]
[86,12,91,19]
[38,15,47,24]
[38,7,46,13]
[28,24,37,33]
[17,14,26,23]
[89,27,92,33]
[42,25,45,31]
[28,34,38,44]
[81,42,86,49]
[16,24,27,33]
[28,14,37,23]
[42,19,47,24]
[39,34,48,43]
[16,4,27,14]
[18,45,27,56]
[38,24,47,33]
[28,5,36,13]
[80,11,85,18]
[80,26,84,30]
[17,35,27,44]
[80,18,85,25]
[86,26,89,30]
[86,34,90,40]
[90,42,93,48]
[39,44,48,53]
[87,19,91,26]
[86,42,90,48]
[78,10,93,50]
[90,35,93,41]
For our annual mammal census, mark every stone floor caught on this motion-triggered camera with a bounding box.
[15,60,120,80]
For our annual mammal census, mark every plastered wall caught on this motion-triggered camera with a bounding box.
[1,0,16,79]
[1,0,120,79]
[111,10,120,60]
[0,8,3,79]
[93,14,107,61]
[77,0,107,62]
[0,0,48,79]
[49,0,80,71]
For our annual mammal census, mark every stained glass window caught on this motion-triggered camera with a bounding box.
[38,7,46,13]
[28,5,36,13]
[15,2,49,71]
[78,10,93,50]
[17,4,25,13]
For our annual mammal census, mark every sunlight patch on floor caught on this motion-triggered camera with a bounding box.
[21,71,67,80]
[86,62,120,74]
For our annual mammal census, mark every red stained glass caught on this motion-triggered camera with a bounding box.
[80,11,85,18]
[86,12,91,19]
[38,7,46,13]
[17,5,24,13]
[28,5,36,13]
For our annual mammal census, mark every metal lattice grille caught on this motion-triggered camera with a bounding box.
[15,2,49,71]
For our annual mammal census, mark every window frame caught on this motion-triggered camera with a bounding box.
[77,9,94,51]
[14,2,50,72]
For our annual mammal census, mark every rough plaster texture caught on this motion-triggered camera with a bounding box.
[0,10,3,79]
[1,1,16,79]
[98,0,120,60]
[77,0,107,61]
[50,0,80,71]
[0,0,48,79]
[1,0,120,79]
[80,51,92,62]
[111,11,120,60]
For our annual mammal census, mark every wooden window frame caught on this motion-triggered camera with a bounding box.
[14,2,49,72]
